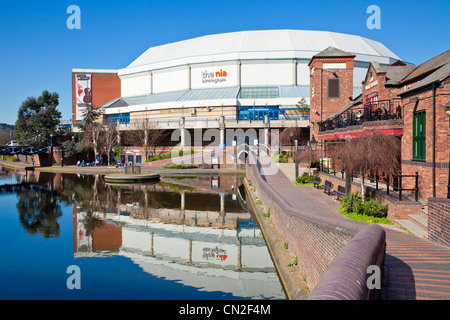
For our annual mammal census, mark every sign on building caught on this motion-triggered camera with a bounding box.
[75,74,92,120]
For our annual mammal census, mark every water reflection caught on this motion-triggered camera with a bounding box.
[0,167,285,299]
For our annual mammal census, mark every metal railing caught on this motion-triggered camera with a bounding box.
[109,114,310,127]
[317,165,419,202]
[319,99,403,132]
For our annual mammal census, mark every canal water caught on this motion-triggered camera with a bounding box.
[0,166,285,300]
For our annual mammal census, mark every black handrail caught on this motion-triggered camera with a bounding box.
[319,99,403,132]
[316,165,419,202]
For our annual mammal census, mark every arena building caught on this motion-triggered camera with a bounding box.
[72,29,401,149]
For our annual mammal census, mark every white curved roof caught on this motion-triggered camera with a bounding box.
[124,29,399,73]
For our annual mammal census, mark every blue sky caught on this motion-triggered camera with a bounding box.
[0,0,449,125]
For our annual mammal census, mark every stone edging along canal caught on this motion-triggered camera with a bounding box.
[243,178,310,300]
[0,160,245,176]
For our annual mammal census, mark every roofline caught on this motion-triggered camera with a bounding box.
[72,69,119,74]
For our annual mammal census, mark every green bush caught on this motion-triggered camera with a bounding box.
[340,192,388,219]
[296,172,317,184]
[272,151,289,163]
[162,163,197,169]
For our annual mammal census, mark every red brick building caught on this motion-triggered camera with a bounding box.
[71,69,121,121]
[308,47,356,140]
[313,49,450,202]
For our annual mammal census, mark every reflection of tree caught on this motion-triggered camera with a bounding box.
[81,210,104,238]
[16,190,62,239]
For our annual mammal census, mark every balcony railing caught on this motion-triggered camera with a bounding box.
[319,99,403,132]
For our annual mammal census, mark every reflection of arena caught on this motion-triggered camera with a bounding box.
[73,176,285,299]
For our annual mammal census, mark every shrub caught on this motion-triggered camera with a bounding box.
[340,192,388,219]
[272,151,289,163]
[296,172,317,184]
[162,163,197,169]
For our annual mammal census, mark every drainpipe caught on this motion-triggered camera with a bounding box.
[432,83,437,198]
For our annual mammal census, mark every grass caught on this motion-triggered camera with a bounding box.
[161,163,197,169]
[293,181,315,186]
[288,255,298,267]
[337,207,392,225]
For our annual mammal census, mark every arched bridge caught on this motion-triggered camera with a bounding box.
[0,146,50,155]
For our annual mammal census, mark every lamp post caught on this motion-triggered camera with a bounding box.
[307,135,318,173]
[290,131,294,157]
[50,134,53,165]
[445,101,450,199]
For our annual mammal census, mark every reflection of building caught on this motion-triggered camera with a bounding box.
[72,186,284,299]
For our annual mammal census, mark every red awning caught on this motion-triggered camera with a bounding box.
[319,128,403,140]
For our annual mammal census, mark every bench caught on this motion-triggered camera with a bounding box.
[313,176,322,189]
[333,185,346,200]
[198,163,212,169]
[323,180,333,195]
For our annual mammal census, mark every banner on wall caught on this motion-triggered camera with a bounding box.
[75,74,92,120]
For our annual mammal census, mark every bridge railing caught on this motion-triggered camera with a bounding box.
[246,151,386,300]
[0,146,50,155]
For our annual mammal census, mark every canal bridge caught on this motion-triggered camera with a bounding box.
[0,146,50,155]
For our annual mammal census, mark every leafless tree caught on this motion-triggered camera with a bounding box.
[131,120,168,160]
[330,132,401,201]
[294,148,321,172]
[103,122,118,166]
[81,122,104,161]
[0,129,13,145]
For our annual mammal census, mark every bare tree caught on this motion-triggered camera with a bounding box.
[331,132,401,201]
[103,122,118,166]
[131,120,168,160]
[294,148,320,172]
[81,122,104,161]
[0,129,13,145]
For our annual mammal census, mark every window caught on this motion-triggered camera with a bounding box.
[327,78,340,98]
[239,87,279,99]
[413,111,426,161]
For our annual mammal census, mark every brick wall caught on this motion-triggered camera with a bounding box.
[72,72,121,120]
[246,154,386,299]
[428,198,450,247]
[309,56,355,140]
[401,80,450,199]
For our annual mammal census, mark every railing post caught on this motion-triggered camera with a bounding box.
[415,171,419,202]
[399,173,403,201]
[386,175,389,195]
[375,170,378,190]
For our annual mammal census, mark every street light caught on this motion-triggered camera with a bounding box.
[290,131,294,156]
[307,135,318,173]
[308,135,318,151]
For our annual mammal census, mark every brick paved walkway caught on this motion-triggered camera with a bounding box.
[259,155,450,300]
